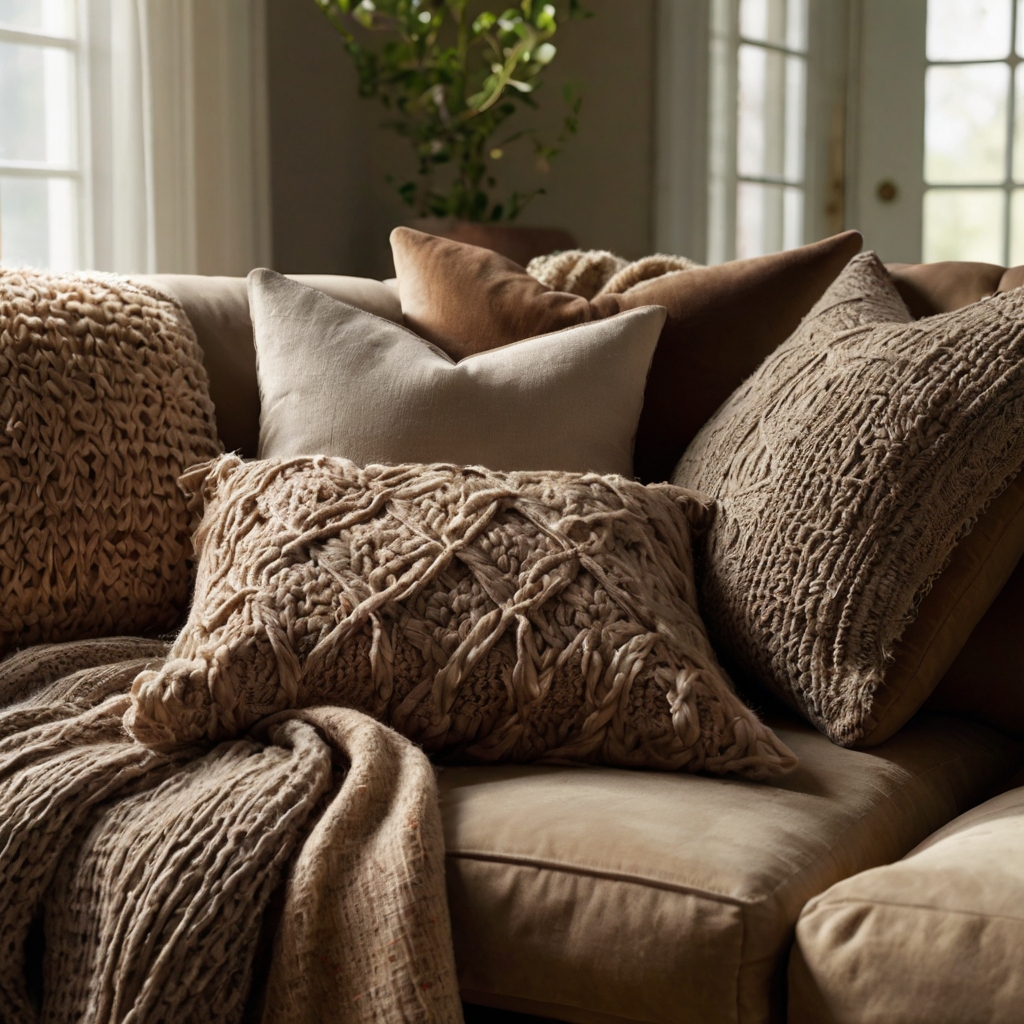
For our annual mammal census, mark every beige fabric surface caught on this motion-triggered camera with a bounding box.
[0,637,462,1024]
[0,269,222,657]
[250,269,665,477]
[790,784,1024,1024]
[673,252,1024,746]
[442,712,1023,1024]
[127,455,794,777]
[137,273,403,458]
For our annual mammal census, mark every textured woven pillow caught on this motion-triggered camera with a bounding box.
[673,252,1024,747]
[0,269,222,655]
[125,456,796,778]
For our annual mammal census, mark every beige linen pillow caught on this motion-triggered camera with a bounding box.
[250,269,665,477]
[0,269,222,656]
[673,252,1024,747]
[126,456,796,778]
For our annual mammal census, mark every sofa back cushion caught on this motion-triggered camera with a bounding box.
[137,273,402,457]
[0,269,222,654]
[887,259,1024,317]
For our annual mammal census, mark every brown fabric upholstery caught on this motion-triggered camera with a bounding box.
[926,551,1024,736]
[886,260,1006,318]
[440,712,1022,1024]
[673,253,1024,747]
[790,784,1024,1024]
[137,274,402,458]
[1000,265,1024,293]
[861,471,1024,744]
[391,227,863,483]
[618,232,863,482]
[391,227,597,354]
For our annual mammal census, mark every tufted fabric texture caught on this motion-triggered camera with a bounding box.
[0,269,222,656]
[126,457,796,778]
[0,636,462,1024]
[525,249,700,299]
[673,252,1024,747]
[525,248,629,298]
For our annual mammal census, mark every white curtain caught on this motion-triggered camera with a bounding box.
[84,0,272,275]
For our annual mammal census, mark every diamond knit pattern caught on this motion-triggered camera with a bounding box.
[127,457,795,778]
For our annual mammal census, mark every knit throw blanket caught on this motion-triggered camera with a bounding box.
[0,637,462,1024]
[526,248,700,299]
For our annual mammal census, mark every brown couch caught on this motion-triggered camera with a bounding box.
[139,270,1024,1024]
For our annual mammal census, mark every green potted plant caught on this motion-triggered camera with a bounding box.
[315,0,590,264]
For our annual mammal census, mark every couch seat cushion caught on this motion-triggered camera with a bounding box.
[438,713,1022,1024]
[790,781,1024,1024]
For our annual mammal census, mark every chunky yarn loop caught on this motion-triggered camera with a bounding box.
[0,269,222,655]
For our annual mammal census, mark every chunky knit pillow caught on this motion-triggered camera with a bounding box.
[674,252,1024,747]
[0,269,222,654]
[125,456,796,778]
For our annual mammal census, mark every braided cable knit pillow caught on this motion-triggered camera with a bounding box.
[0,269,222,654]
[126,456,796,778]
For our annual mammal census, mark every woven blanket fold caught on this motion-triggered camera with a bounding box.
[0,638,462,1024]
[526,248,700,299]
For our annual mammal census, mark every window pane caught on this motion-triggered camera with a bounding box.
[1014,63,1024,180]
[737,181,802,258]
[927,0,1011,61]
[739,0,808,51]
[1010,188,1024,263]
[0,0,74,35]
[925,63,1008,184]
[739,45,773,179]
[923,187,1005,261]
[0,175,75,269]
[784,55,806,182]
[0,41,75,165]
[783,184,803,250]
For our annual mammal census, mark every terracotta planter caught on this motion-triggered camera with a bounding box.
[410,217,577,268]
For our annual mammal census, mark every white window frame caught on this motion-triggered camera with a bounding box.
[0,4,88,268]
[655,0,850,265]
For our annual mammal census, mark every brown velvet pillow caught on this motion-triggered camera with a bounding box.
[391,227,863,483]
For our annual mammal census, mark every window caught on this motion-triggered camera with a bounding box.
[0,0,81,269]
[714,0,809,261]
[923,0,1022,263]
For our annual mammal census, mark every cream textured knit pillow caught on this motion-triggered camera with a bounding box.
[673,252,1024,746]
[250,268,666,477]
[126,456,796,778]
[0,269,222,655]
